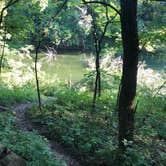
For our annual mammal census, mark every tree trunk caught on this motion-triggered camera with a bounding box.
[0,32,6,76]
[35,44,42,111]
[118,0,139,150]
[92,45,101,110]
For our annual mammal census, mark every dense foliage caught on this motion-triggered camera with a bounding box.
[27,84,166,165]
[0,111,67,166]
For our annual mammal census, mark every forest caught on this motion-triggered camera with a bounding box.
[0,0,165,166]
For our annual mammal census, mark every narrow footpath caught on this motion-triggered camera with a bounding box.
[11,101,80,166]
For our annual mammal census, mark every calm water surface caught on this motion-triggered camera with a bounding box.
[40,53,87,83]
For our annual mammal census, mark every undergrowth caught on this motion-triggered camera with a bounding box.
[27,85,166,166]
[0,111,67,166]
[0,82,36,106]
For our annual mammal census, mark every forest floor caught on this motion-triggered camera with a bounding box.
[11,101,80,166]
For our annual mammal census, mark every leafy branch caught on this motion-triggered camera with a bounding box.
[0,0,19,26]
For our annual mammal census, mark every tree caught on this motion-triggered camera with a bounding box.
[83,0,120,112]
[33,0,68,111]
[84,0,139,150]
[0,0,19,76]
[2,0,69,110]
[118,0,139,150]
[0,0,19,27]
[0,27,6,75]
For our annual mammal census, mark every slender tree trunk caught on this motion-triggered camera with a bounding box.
[91,5,111,110]
[92,52,99,109]
[90,9,101,111]
[0,35,6,76]
[97,42,101,97]
[118,0,139,150]
[98,67,101,97]
[35,44,42,111]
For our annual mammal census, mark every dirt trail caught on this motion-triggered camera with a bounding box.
[11,101,80,166]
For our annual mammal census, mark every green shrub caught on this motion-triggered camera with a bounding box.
[28,85,166,165]
[0,82,36,106]
[0,111,66,166]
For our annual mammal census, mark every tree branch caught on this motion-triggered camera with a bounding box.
[99,13,118,45]
[0,0,19,26]
[82,0,121,16]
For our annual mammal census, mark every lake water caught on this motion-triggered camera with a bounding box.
[40,53,87,83]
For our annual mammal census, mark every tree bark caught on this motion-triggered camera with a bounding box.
[35,43,42,111]
[0,32,6,76]
[92,48,100,110]
[118,0,139,150]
